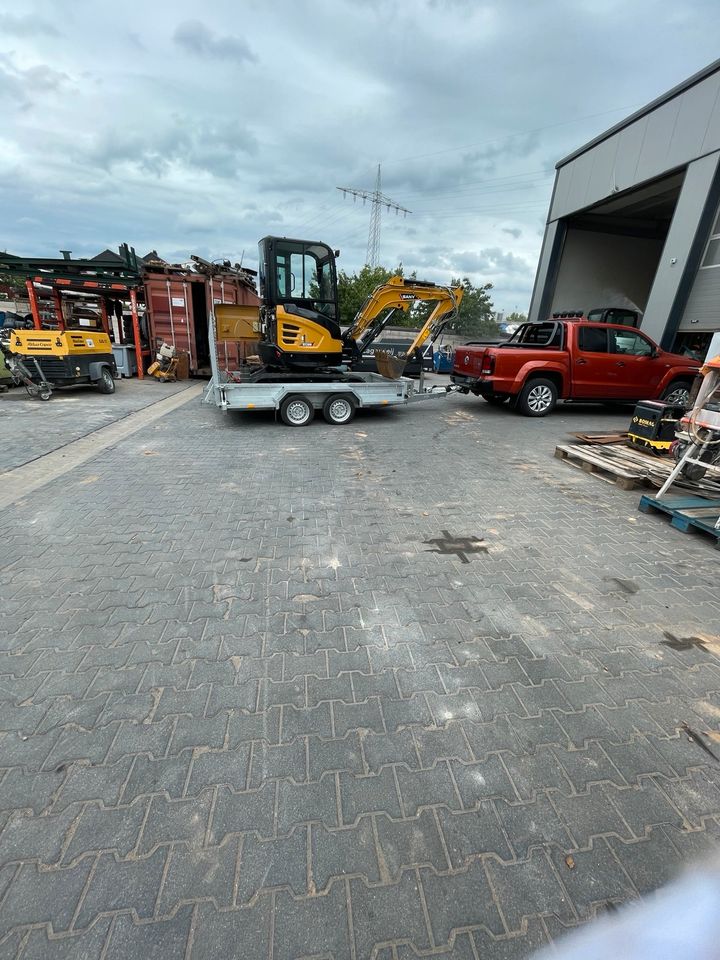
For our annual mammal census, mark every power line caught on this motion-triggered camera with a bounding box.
[337,163,411,267]
[379,103,643,168]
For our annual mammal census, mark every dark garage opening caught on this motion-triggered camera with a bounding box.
[548,171,684,320]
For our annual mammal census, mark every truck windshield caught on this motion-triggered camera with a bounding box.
[507,322,562,347]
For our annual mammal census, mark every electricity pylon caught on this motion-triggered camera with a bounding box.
[337,164,411,267]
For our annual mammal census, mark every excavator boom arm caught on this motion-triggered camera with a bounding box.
[343,277,464,359]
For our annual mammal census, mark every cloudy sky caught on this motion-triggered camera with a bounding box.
[1,0,719,314]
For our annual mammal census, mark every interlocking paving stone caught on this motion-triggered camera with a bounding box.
[3,392,720,952]
[248,739,307,787]
[438,802,513,866]
[209,784,276,843]
[158,840,239,912]
[62,800,149,863]
[139,791,214,852]
[189,900,270,960]
[484,848,577,931]
[121,754,192,803]
[375,809,449,877]
[396,762,463,816]
[421,859,505,943]
[186,744,252,794]
[0,859,93,937]
[450,755,519,807]
[312,819,380,889]
[75,849,168,927]
[350,871,432,956]
[0,806,78,866]
[548,839,640,918]
[274,883,352,959]
[105,904,194,959]
[308,732,365,779]
[19,916,113,960]
[277,777,339,833]
[55,758,134,810]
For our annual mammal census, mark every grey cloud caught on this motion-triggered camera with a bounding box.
[0,54,68,109]
[454,247,532,277]
[502,227,522,239]
[86,117,259,179]
[0,13,59,36]
[173,20,257,64]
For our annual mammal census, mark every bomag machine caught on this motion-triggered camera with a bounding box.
[205,235,463,426]
[0,328,117,400]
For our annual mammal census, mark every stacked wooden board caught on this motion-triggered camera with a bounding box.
[554,436,720,494]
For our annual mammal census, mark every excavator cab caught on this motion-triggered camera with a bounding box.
[257,237,343,370]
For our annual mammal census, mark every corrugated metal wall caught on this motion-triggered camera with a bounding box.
[680,199,720,331]
[550,70,720,221]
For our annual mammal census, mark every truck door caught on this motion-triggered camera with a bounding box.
[572,325,621,398]
[606,328,663,398]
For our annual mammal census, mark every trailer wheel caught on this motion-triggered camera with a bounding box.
[280,395,314,427]
[39,386,52,401]
[97,367,116,395]
[323,395,356,425]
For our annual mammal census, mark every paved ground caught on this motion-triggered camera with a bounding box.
[0,378,190,471]
[1,387,720,959]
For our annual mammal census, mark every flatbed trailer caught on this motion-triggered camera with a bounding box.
[202,313,450,426]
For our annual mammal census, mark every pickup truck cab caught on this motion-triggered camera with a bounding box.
[451,320,700,416]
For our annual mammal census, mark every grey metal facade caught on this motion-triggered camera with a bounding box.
[529,59,720,349]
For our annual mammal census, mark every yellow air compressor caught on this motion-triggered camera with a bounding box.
[4,329,117,398]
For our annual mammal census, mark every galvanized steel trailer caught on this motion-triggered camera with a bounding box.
[202,313,449,426]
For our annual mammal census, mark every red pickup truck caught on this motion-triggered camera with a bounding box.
[451,319,700,416]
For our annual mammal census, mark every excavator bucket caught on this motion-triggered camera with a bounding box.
[374,350,407,380]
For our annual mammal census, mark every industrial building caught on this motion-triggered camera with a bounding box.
[529,58,720,358]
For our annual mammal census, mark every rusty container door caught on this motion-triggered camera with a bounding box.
[210,276,260,371]
[144,274,196,370]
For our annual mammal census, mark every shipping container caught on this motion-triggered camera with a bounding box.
[143,268,259,375]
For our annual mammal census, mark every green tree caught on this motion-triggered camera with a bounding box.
[0,273,26,297]
[337,264,402,327]
[446,277,497,337]
[505,311,528,326]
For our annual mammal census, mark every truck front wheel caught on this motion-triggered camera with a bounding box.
[661,380,691,407]
[516,378,558,417]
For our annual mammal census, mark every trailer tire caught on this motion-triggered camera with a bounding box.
[280,395,314,427]
[97,367,116,395]
[39,386,52,401]
[323,395,356,425]
[516,378,557,417]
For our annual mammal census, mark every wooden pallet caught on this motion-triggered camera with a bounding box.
[639,493,720,548]
[572,432,628,445]
[554,443,648,489]
[555,442,720,494]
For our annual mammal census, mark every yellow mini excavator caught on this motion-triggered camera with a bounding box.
[247,236,463,379]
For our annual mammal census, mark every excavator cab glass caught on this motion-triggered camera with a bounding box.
[258,237,339,323]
